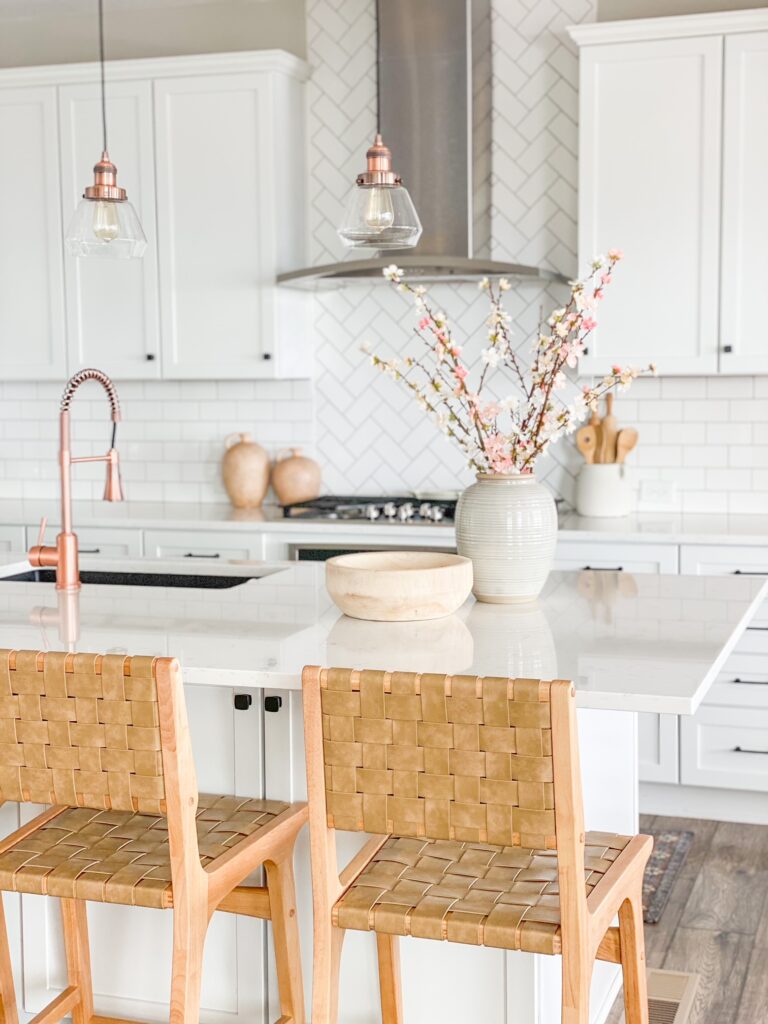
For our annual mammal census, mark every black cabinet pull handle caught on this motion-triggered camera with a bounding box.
[582,566,624,572]
[183,552,221,559]
[79,547,101,554]
[733,746,768,755]
[733,678,768,686]
[233,694,252,711]
[732,570,767,575]
[264,695,283,713]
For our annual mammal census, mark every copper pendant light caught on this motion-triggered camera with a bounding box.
[337,1,422,250]
[64,0,147,259]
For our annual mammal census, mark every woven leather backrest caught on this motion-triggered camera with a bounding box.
[320,668,557,849]
[0,650,166,814]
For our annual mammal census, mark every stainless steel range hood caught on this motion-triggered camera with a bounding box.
[277,0,566,290]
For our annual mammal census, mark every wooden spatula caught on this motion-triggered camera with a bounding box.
[588,407,602,463]
[599,392,618,463]
[615,427,638,465]
[576,425,598,464]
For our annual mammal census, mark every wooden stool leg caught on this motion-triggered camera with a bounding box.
[61,900,93,1024]
[376,934,403,1024]
[265,854,305,1024]
[169,899,210,1024]
[619,889,649,1024]
[311,922,345,1024]
[0,895,18,1024]
[561,949,592,1024]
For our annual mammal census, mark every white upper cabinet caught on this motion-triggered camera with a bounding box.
[572,11,768,376]
[719,32,768,374]
[0,52,309,382]
[576,35,722,376]
[155,65,310,380]
[59,79,161,379]
[0,86,67,380]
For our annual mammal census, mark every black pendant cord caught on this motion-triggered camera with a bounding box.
[374,0,381,134]
[98,0,108,154]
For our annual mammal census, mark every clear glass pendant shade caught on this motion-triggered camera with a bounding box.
[65,197,147,259]
[338,183,422,249]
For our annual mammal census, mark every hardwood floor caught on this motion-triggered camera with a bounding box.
[605,814,768,1024]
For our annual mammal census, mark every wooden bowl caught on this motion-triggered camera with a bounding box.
[325,550,473,622]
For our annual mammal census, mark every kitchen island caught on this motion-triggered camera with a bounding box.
[0,554,763,1024]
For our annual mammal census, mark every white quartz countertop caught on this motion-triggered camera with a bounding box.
[0,499,767,546]
[0,553,763,716]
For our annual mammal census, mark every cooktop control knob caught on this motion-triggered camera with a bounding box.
[419,502,432,519]
[429,506,444,522]
[365,504,380,520]
[383,502,397,519]
[398,502,415,522]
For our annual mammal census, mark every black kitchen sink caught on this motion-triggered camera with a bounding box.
[1,569,262,589]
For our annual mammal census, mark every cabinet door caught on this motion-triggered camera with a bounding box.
[0,86,66,380]
[59,80,160,379]
[720,32,768,374]
[20,684,268,1024]
[578,37,722,375]
[154,74,275,380]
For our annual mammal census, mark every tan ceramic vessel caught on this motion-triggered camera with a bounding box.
[222,433,270,508]
[325,550,473,622]
[271,447,321,505]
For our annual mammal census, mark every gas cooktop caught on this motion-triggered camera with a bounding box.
[281,495,457,523]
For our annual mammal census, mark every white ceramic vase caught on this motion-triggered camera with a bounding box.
[455,474,558,603]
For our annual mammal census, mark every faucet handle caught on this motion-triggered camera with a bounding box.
[36,516,48,548]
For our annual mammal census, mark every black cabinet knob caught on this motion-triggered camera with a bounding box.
[723,345,733,353]
[146,353,156,361]
[264,695,283,713]
[233,694,253,711]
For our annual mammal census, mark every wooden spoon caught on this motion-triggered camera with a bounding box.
[576,425,598,465]
[588,408,602,463]
[615,427,638,465]
[599,392,618,463]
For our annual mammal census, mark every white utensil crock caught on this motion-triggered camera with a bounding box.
[455,474,557,604]
[575,464,631,517]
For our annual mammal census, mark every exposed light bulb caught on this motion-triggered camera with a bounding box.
[363,187,395,231]
[92,201,120,242]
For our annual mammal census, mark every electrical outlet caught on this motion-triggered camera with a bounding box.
[638,479,678,511]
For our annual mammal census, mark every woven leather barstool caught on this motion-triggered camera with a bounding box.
[303,666,653,1024]
[0,650,307,1024]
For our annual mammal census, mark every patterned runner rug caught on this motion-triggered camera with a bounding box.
[643,828,694,924]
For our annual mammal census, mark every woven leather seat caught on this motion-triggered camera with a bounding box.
[334,831,631,954]
[0,794,290,909]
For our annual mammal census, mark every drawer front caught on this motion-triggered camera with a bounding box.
[144,529,264,562]
[680,705,768,791]
[554,540,678,575]
[24,524,142,559]
[75,527,142,558]
[0,526,26,553]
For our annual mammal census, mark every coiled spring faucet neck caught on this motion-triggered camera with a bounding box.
[60,368,121,421]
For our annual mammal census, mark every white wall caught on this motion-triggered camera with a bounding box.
[0,0,306,67]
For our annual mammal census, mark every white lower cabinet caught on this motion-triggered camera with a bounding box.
[19,684,269,1024]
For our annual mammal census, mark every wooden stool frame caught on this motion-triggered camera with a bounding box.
[0,652,307,1024]
[303,665,652,1024]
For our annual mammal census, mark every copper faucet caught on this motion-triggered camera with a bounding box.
[29,369,124,590]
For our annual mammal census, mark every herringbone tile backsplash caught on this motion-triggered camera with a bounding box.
[0,0,766,514]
